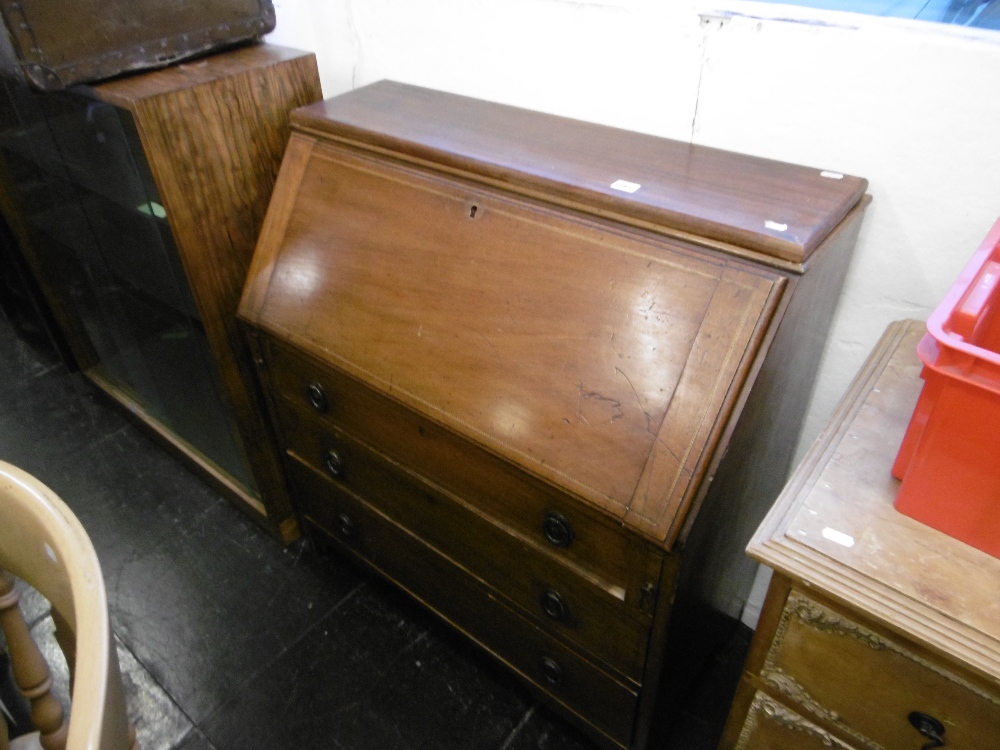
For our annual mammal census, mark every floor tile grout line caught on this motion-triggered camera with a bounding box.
[112,628,203,731]
[499,704,537,750]
[194,579,370,729]
[169,725,217,750]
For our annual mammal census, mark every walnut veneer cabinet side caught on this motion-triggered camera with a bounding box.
[0,43,322,539]
[238,81,871,749]
[720,320,1000,750]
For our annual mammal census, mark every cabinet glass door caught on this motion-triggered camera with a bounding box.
[0,79,257,494]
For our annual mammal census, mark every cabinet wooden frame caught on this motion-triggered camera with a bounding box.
[0,43,322,539]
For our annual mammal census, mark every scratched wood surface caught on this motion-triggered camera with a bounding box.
[241,138,782,544]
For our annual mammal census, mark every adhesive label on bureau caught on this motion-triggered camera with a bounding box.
[821,527,855,547]
[610,179,641,193]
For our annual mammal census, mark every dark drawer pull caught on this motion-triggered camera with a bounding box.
[337,512,356,539]
[908,712,946,749]
[306,381,328,412]
[325,449,344,478]
[540,588,567,621]
[540,656,562,687]
[541,511,573,548]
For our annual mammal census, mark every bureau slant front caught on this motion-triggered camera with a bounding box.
[238,81,870,750]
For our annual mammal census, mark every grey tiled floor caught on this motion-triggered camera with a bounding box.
[0,311,750,750]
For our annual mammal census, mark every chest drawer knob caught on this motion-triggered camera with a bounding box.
[908,712,946,749]
[336,512,357,539]
[306,382,328,412]
[541,512,574,548]
[325,449,344,478]
[540,588,567,621]
[540,656,563,687]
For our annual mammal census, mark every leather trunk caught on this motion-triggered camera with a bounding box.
[0,0,275,90]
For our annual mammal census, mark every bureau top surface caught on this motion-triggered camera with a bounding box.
[290,81,867,266]
[749,320,1000,683]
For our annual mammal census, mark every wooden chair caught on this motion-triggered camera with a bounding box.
[0,461,136,750]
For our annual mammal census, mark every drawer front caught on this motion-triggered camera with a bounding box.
[281,408,654,682]
[264,335,663,607]
[731,686,861,750]
[289,458,639,748]
[762,589,1000,750]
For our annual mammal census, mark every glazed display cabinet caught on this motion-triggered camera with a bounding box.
[0,44,321,539]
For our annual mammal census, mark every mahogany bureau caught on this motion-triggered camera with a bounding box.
[237,81,870,749]
[720,320,1000,749]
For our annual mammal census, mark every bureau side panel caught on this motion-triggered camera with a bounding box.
[675,198,868,620]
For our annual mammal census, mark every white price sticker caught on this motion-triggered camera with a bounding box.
[822,527,855,548]
[610,179,641,194]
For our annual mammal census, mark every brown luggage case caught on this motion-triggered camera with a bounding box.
[0,0,275,90]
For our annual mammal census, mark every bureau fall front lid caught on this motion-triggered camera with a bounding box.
[239,82,866,548]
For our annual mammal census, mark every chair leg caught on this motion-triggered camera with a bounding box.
[1,708,9,750]
[0,571,67,750]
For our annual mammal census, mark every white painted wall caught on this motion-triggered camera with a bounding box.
[266,0,1000,621]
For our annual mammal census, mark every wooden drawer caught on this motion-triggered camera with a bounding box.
[761,589,1000,750]
[263,336,664,607]
[279,403,654,681]
[729,683,861,750]
[289,458,639,749]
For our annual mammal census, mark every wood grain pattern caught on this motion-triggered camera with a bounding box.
[246,140,783,544]
[292,81,867,265]
[93,43,321,536]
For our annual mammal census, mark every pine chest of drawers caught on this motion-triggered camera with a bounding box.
[237,81,870,749]
[720,321,1000,750]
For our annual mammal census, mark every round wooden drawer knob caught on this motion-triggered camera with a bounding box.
[542,511,573,548]
[540,656,563,687]
[908,712,946,749]
[307,381,328,412]
[540,588,567,621]
[325,449,344,478]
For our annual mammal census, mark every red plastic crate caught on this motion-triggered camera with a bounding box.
[892,218,1000,557]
